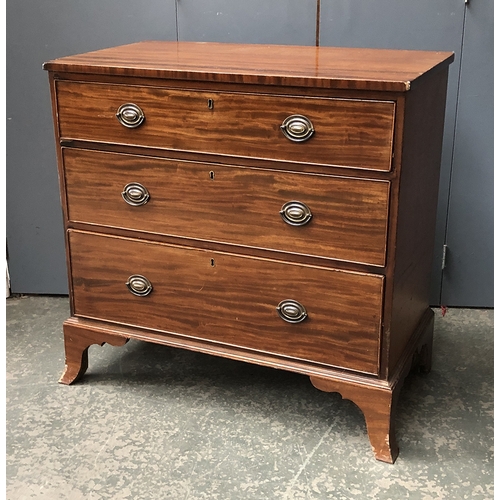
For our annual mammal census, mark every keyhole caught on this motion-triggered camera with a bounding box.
[209,171,215,180]
[208,98,214,110]
[210,258,215,267]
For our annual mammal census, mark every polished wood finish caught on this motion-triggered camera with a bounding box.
[311,308,435,463]
[60,309,433,390]
[44,41,453,92]
[45,42,453,463]
[69,230,384,374]
[386,71,450,374]
[63,148,390,266]
[56,81,395,171]
[60,320,128,385]
[310,376,399,463]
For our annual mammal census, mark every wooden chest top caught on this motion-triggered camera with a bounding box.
[43,41,454,92]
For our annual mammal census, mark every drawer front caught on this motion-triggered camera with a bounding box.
[69,231,384,374]
[64,149,390,266]
[56,81,395,171]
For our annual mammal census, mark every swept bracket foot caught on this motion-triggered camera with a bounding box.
[310,376,399,463]
[59,321,129,385]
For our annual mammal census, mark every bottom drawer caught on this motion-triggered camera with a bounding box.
[69,230,384,374]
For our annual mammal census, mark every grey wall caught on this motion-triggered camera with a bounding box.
[6,0,493,307]
[440,0,494,307]
[177,0,317,45]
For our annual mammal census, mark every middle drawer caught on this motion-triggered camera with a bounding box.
[64,149,390,266]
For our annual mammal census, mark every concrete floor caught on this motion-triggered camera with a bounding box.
[6,296,493,499]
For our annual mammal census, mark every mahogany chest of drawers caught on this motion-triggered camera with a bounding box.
[44,42,453,463]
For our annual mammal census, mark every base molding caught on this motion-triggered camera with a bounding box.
[60,309,434,462]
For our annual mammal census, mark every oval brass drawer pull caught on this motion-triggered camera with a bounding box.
[276,299,308,323]
[280,114,314,142]
[280,201,312,226]
[122,182,150,206]
[116,103,145,128]
[126,274,153,296]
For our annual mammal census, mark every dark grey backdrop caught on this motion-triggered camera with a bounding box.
[6,0,493,307]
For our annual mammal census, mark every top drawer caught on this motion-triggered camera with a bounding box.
[56,81,395,171]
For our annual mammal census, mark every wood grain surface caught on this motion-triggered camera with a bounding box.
[310,376,399,463]
[63,149,390,266]
[44,41,455,462]
[56,81,396,171]
[59,321,128,385]
[69,230,384,375]
[44,41,454,92]
[387,70,450,373]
